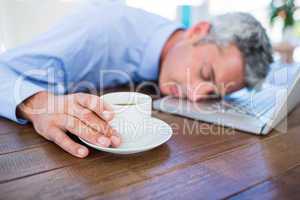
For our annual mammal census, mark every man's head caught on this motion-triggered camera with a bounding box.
[159,12,273,101]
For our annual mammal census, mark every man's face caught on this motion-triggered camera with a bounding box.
[159,23,245,101]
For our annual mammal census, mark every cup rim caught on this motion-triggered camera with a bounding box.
[100,92,152,107]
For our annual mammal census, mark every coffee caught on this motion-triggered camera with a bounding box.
[115,103,136,106]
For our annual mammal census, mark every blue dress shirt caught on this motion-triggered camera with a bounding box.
[0,0,182,124]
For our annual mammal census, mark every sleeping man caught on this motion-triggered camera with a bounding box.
[0,1,273,158]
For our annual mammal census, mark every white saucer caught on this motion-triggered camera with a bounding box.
[79,117,173,155]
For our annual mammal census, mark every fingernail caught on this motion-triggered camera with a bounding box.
[77,147,88,157]
[102,111,114,121]
[97,136,111,147]
[111,136,121,147]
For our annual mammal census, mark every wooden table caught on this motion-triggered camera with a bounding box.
[0,93,300,200]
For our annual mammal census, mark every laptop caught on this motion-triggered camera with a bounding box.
[153,62,300,135]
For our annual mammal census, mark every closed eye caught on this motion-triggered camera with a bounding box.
[199,63,221,98]
[200,67,210,81]
[200,63,215,84]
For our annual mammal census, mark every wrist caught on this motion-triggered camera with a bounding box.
[17,91,50,122]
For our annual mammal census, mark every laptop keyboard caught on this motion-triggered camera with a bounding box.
[210,88,277,117]
[215,63,300,117]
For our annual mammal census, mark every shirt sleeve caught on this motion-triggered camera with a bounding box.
[0,63,46,124]
[139,22,183,80]
[0,2,105,124]
[0,0,183,124]
[98,3,184,81]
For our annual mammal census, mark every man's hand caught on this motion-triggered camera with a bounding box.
[17,92,121,158]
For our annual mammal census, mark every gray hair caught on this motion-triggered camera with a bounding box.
[197,12,273,89]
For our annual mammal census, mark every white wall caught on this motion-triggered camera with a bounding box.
[0,0,79,50]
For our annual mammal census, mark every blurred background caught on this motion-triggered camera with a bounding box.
[0,0,299,63]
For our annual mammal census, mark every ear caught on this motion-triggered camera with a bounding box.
[184,21,211,42]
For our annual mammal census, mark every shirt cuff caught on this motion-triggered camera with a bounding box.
[139,23,184,81]
[0,65,46,124]
[10,81,45,125]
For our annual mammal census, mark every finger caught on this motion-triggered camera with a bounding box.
[75,93,114,121]
[70,104,115,137]
[110,130,122,148]
[49,128,89,158]
[58,114,111,148]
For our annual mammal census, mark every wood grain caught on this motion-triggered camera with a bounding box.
[0,119,32,135]
[0,129,47,155]
[0,114,258,183]
[0,95,299,200]
[229,165,300,200]
[90,128,300,200]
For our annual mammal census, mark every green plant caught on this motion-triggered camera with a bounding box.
[270,0,299,30]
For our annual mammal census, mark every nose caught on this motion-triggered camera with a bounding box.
[186,82,217,102]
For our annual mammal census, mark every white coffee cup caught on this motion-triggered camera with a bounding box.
[100,92,152,142]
